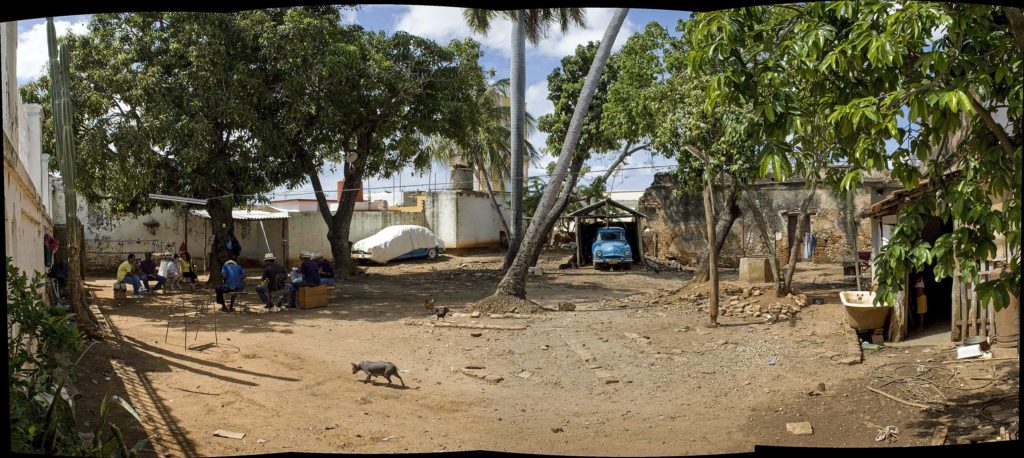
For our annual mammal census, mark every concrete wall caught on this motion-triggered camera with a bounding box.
[424,190,509,250]
[637,172,895,266]
[273,210,425,266]
[3,21,53,278]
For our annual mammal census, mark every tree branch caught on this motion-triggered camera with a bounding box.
[967,87,1016,156]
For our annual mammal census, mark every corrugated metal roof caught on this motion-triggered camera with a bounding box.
[190,209,290,220]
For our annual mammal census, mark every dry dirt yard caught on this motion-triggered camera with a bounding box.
[75,250,1019,457]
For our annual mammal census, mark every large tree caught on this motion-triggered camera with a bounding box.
[464,8,588,270]
[285,29,486,275]
[470,8,630,313]
[686,2,1021,332]
[21,11,314,284]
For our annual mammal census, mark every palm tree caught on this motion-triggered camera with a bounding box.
[427,78,541,236]
[463,8,587,269]
[470,8,630,313]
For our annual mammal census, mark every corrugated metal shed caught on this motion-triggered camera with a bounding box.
[190,209,290,220]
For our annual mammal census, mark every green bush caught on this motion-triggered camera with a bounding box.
[7,257,147,456]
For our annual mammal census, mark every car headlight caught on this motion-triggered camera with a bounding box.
[596,250,603,257]
[624,249,632,257]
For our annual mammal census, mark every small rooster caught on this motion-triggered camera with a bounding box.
[423,297,448,323]
[434,305,450,321]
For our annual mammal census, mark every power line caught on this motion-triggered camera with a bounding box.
[261,163,679,200]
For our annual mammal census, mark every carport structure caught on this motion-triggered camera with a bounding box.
[564,198,648,267]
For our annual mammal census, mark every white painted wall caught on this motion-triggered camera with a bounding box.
[3,21,53,279]
[423,190,509,249]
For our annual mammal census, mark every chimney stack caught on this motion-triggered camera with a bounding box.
[338,180,364,202]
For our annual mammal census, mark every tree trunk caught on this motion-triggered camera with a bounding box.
[330,155,366,277]
[479,164,510,236]
[528,154,586,268]
[1004,7,1024,55]
[205,197,235,286]
[780,179,818,296]
[474,8,629,312]
[505,13,526,270]
[742,191,784,292]
[693,184,742,283]
[703,173,719,326]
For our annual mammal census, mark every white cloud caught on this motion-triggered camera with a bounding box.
[394,7,634,59]
[16,19,89,84]
[535,8,635,58]
[395,5,512,52]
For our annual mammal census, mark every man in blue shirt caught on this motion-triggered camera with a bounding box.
[216,259,246,312]
[287,252,321,308]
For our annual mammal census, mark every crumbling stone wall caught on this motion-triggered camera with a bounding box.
[638,173,876,266]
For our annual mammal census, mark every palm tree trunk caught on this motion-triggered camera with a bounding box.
[505,12,526,270]
[476,8,629,310]
[528,153,586,268]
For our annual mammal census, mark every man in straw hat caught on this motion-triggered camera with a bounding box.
[256,253,286,309]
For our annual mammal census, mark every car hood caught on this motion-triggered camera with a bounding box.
[593,240,630,257]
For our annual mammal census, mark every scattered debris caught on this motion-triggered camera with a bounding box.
[861,341,882,350]
[470,311,481,318]
[257,439,267,444]
[874,425,899,442]
[516,371,532,379]
[786,422,813,435]
[557,302,576,311]
[382,435,396,442]
[462,369,503,384]
[566,340,597,363]
[213,430,246,440]
[470,332,482,337]
[552,427,564,433]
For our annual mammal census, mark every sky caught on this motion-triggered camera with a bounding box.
[13,6,693,205]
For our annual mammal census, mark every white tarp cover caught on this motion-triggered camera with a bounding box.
[352,225,444,264]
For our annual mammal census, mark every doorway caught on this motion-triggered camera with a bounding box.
[907,216,955,340]
[785,212,812,261]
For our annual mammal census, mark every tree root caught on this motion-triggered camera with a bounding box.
[467,294,545,314]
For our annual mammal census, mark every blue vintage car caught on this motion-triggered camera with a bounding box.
[592,227,633,270]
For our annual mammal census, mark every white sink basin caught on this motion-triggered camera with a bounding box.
[840,291,875,306]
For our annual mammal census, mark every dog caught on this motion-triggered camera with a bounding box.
[351,361,405,387]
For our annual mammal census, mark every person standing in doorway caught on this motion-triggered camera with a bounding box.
[914,274,928,331]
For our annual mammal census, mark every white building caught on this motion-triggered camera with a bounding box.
[3,20,53,277]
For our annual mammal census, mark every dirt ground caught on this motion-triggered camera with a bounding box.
[73,250,1020,456]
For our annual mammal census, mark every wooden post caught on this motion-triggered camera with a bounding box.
[968,279,978,338]
[281,219,289,269]
[574,216,582,267]
[951,263,961,342]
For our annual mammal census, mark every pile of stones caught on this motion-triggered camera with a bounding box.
[692,287,809,323]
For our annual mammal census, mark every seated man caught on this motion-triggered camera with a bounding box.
[116,254,144,299]
[287,252,321,308]
[315,254,335,286]
[215,259,246,312]
[138,252,166,293]
[255,253,286,309]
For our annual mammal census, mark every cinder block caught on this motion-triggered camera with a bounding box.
[739,257,774,283]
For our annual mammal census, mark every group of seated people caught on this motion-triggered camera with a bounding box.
[116,252,197,298]
[217,251,335,312]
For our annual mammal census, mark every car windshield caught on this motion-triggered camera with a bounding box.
[599,232,622,241]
